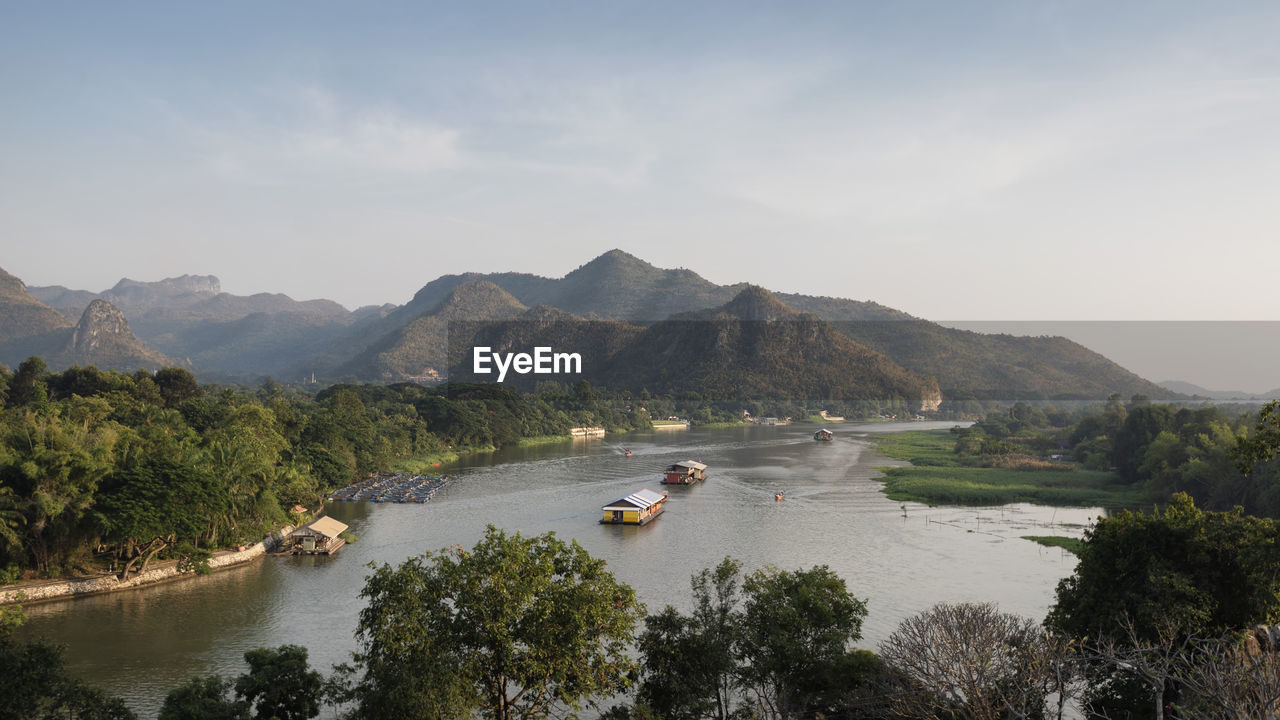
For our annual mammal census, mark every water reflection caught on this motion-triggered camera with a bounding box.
[21,422,1096,718]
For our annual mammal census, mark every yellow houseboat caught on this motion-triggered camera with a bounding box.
[662,460,708,485]
[600,488,668,525]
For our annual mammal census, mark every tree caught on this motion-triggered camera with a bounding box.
[348,526,644,720]
[1047,493,1280,644]
[152,367,204,408]
[1047,493,1280,717]
[8,357,48,408]
[879,602,1076,720]
[233,645,323,720]
[637,558,742,720]
[735,565,868,720]
[1236,400,1280,474]
[1,607,137,720]
[158,677,247,720]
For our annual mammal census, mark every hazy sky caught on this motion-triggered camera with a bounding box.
[3,2,1279,319]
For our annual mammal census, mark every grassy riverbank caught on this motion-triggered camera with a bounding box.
[391,436,572,473]
[872,430,1142,508]
[1022,536,1084,554]
[517,435,574,446]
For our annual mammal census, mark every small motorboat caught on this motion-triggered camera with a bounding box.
[624,449,633,457]
[774,491,785,501]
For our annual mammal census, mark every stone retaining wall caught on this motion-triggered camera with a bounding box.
[0,526,294,606]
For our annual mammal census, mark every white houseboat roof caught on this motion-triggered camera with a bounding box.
[602,488,667,511]
[668,460,707,471]
[297,516,349,539]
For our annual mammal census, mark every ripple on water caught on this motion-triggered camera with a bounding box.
[22,422,1091,717]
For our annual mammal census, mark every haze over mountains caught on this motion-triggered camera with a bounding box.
[0,250,1186,402]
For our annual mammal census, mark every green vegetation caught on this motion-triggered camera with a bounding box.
[341,526,644,720]
[1047,493,1280,716]
[879,465,1140,507]
[1,603,138,719]
[11,496,1280,719]
[514,434,572,446]
[0,361,652,583]
[1021,536,1084,554]
[872,430,1142,507]
[872,398,1280,517]
[632,557,887,720]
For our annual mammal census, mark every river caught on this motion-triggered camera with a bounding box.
[21,422,1098,718]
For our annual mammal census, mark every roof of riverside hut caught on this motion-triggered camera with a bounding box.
[300,516,349,539]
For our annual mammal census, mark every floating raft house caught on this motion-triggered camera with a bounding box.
[662,460,708,485]
[601,488,668,525]
[283,516,348,555]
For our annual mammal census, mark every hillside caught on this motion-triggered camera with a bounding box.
[27,274,361,380]
[336,281,529,381]
[1,297,176,372]
[0,267,74,345]
[450,287,942,410]
[831,320,1173,401]
[9,253,1181,400]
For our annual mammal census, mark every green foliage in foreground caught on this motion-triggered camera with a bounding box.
[1048,492,1280,643]
[158,644,324,720]
[1,605,138,719]
[344,526,644,720]
[1021,535,1084,555]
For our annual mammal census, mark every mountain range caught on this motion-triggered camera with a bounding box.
[0,250,1176,403]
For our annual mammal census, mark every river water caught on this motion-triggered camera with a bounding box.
[21,422,1098,718]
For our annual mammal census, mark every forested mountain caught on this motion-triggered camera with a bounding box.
[0,267,73,344]
[451,287,942,411]
[4,253,1174,400]
[832,320,1173,401]
[334,281,529,381]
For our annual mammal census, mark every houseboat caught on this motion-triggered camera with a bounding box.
[814,428,834,441]
[662,460,708,485]
[601,488,668,525]
[281,516,349,555]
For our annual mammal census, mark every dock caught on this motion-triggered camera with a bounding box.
[325,473,450,504]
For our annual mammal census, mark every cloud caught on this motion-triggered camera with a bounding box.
[292,113,463,174]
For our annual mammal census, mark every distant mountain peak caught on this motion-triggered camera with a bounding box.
[438,280,526,314]
[719,286,797,322]
[109,274,221,296]
[69,300,135,353]
[567,249,655,277]
[0,266,31,300]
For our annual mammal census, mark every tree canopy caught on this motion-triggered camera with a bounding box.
[347,526,644,720]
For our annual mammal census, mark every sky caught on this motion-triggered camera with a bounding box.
[2,1,1279,320]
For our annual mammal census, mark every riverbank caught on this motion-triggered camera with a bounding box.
[0,526,294,606]
[870,429,1142,508]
